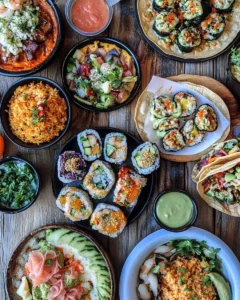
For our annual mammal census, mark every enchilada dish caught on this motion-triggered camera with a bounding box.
[0,0,58,72]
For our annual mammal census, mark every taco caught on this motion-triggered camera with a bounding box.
[197,157,240,216]
[192,139,240,182]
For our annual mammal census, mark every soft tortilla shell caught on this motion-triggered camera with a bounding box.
[137,0,240,60]
[197,157,240,217]
[192,140,240,182]
[134,82,230,162]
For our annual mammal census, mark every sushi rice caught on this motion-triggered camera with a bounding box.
[77,129,102,161]
[103,132,127,164]
[90,203,127,237]
[131,142,160,175]
[56,187,93,221]
[83,160,116,199]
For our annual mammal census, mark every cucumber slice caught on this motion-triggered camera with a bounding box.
[106,144,116,157]
[90,264,108,272]
[46,229,70,244]
[69,236,89,248]
[98,285,111,297]
[58,232,80,244]
[90,258,107,267]
[80,248,99,257]
[97,268,111,278]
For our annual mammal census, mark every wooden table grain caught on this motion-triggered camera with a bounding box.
[0,0,240,299]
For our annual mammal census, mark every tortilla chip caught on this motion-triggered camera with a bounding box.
[197,158,240,217]
[137,0,240,60]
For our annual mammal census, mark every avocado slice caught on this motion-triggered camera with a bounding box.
[235,166,240,173]
[106,144,116,157]
[82,140,91,148]
[172,102,182,118]
[224,173,236,182]
[208,272,231,300]
[149,146,156,154]
[84,147,92,156]
[135,155,143,167]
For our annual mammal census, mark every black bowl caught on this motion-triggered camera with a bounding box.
[0,0,63,77]
[0,156,40,214]
[228,46,240,84]
[153,189,198,232]
[0,76,71,150]
[62,37,141,112]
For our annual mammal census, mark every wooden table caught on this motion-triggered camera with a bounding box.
[1,0,240,299]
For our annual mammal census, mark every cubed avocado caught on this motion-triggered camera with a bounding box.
[206,190,215,197]
[215,192,225,202]
[84,148,92,156]
[149,146,156,154]
[235,166,240,173]
[224,173,236,182]
[172,102,182,118]
[106,144,116,157]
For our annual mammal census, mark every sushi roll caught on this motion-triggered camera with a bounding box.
[163,129,185,151]
[131,142,160,175]
[90,203,127,237]
[177,27,201,53]
[104,132,127,164]
[113,167,147,208]
[56,187,93,221]
[77,129,102,161]
[173,92,197,117]
[178,0,204,24]
[83,160,116,199]
[212,0,235,12]
[194,104,218,132]
[151,95,181,119]
[153,116,179,138]
[152,0,175,11]
[153,12,179,37]
[181,119,205,146]
[57,151,86,183]
[200,13,225,40]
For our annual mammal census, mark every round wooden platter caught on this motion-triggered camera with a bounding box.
[134,74,240,162]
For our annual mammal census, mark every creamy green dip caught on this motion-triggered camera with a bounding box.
[156,192,193,228]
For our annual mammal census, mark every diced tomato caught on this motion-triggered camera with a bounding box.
[86,89,94,96]
[38,109,46,117]
[213,172,226,179]
[96,57,105,65]
[80,64,90,76]
[203,181,211,194]
[123,70,132,77]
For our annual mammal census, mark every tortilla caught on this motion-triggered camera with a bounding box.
[197,157,240,217]
[134,81,230,162]
[192,139,240,182]
[137,0,240,60]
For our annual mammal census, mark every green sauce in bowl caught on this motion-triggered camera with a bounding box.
[153,190,198,232]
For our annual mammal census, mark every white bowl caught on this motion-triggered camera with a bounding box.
[120,227,240,300]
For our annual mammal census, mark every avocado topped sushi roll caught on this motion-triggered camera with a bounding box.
[83,160,115,199]
[181,119,205,146]
[174,92,197,117]
[57,151,86,183]
[163,129,185,151]
[194,104,218,132]
[151,95,181,118]
[90,203,127,237]
[56,187,93,221]
[178,0,204,24]
[154,116,180,138]
[153,12,179,37]
[78,129,102,161]
[177,27,201,53]
[200,13,225,40]
[104,132,127,164]
[152,0,175,11]
[212,0,235,12]
[113,167,147,208]
[132,142,160,175]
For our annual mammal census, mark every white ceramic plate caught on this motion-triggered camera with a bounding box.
[119,227,240,300]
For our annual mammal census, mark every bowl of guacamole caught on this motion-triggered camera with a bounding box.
[229,47,240,83]
[0,156,40,214]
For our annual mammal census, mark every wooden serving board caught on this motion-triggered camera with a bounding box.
[135,74,240,162]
